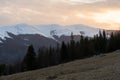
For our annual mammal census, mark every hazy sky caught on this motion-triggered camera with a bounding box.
[0,0,120,30]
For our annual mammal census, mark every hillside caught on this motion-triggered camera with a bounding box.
[0,50,120,80]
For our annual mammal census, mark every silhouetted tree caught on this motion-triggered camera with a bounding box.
[69,32,76,60]
[37,48,45,68]
[60,41,69,62]
[22,45,37,71]
[0,64,6,76]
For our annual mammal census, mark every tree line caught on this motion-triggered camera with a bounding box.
[0,30,120,76]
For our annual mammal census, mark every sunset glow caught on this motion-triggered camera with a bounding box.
[93,11,120,23]
[0,0,120,30]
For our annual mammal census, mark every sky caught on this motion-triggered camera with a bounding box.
[0,0,120,30]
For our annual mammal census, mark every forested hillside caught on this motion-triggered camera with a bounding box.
[0,31,120,76]
[1,50,120,80]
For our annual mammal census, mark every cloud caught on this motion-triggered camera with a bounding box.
[0,0,119,29]
[66,0,106,4]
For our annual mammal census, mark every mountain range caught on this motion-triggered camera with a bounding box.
[0,24,102,64]
[0,24,101,41]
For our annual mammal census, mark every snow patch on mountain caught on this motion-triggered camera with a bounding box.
[0,24,101,42]
[66,24,101,37]
[34,24,72,37]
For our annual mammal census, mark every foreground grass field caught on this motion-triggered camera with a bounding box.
[1,50,120,80]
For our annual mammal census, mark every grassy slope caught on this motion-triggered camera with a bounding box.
[1,50,120,80]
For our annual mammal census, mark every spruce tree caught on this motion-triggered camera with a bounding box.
[0,64,6,76]
[69,32,75,60]
[22,45,37,71]
[60,41,69,63]
[37,48,45,68]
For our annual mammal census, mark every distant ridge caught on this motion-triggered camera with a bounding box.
[0,23,101,41]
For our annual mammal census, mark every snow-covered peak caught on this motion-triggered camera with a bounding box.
[34,24,71,37]
[0,24,101,41]
[65,24,101,36]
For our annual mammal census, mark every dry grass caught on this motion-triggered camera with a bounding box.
[1,50,120,80]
